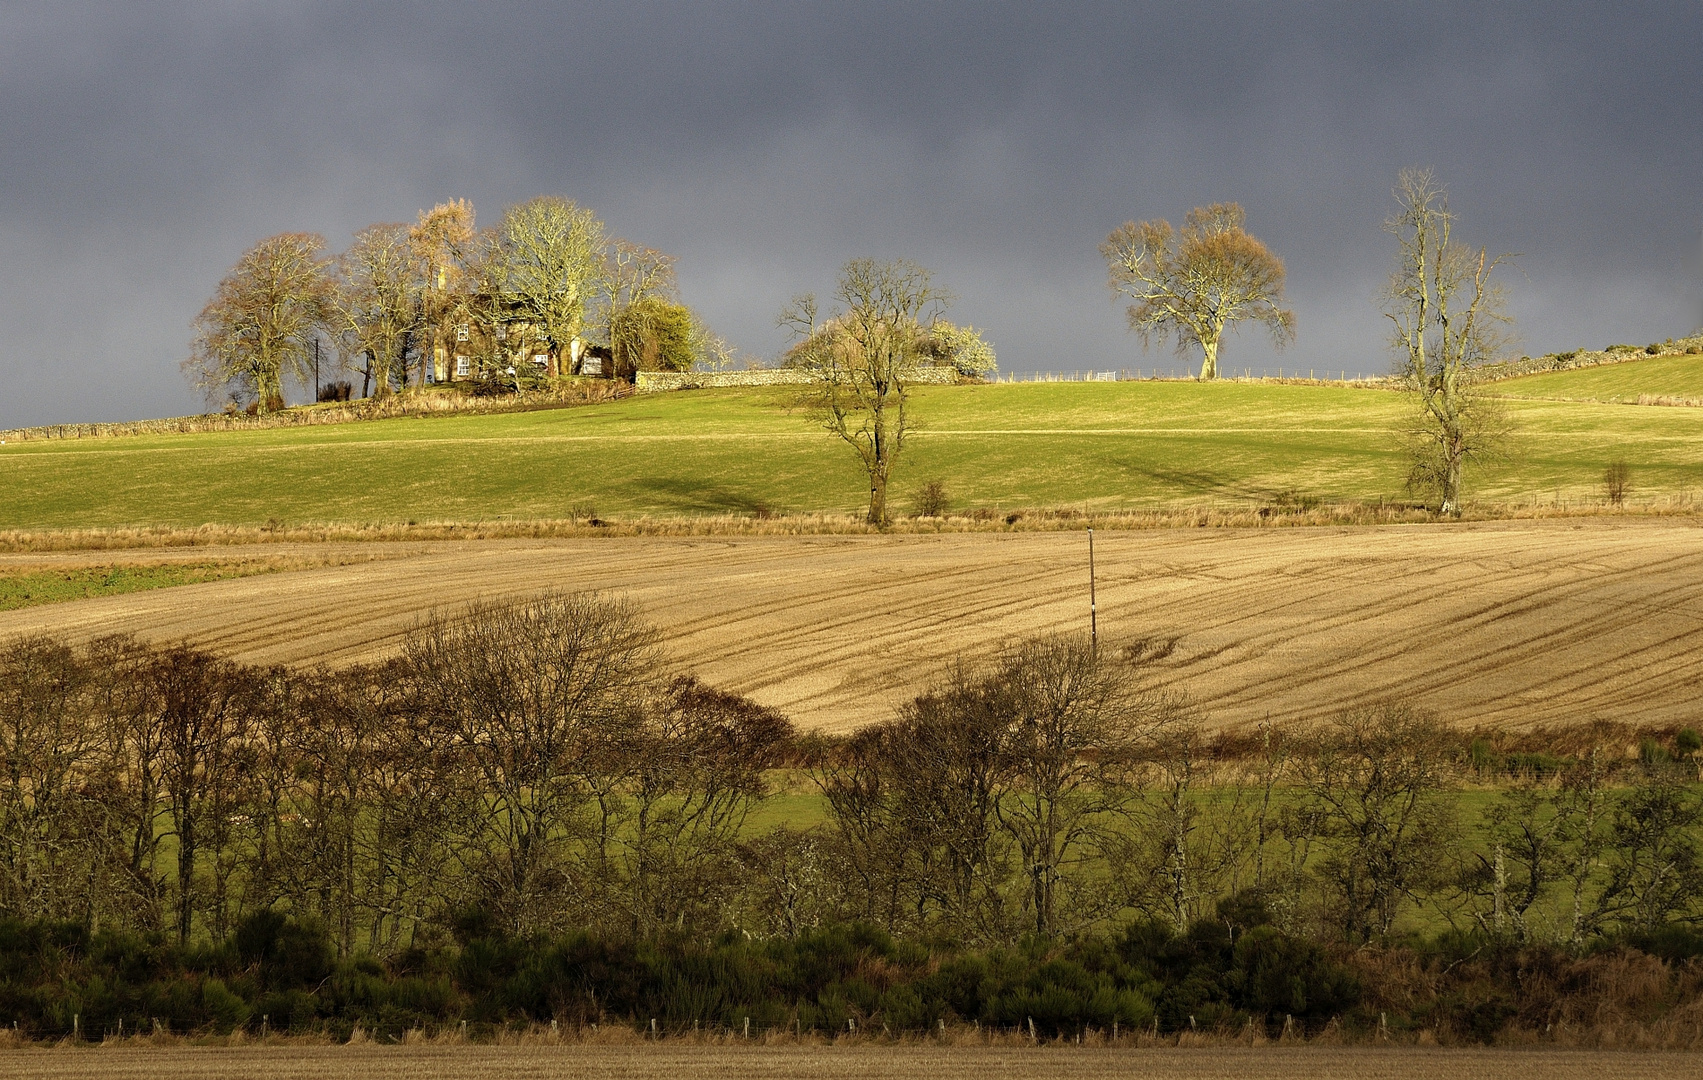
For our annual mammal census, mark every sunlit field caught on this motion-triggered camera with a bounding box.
[5,381,1703,530]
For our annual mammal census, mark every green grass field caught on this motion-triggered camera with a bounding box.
[0,562,278,611]
[1493,351,1703,402]
[4,380,1703,530]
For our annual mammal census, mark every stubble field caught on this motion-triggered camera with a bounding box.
[3,517,1700,732]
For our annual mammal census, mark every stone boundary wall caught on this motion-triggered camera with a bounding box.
[636,368,960,393]
[1473,332,1703,384]
[0,384,630,442]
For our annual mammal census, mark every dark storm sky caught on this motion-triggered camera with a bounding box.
[2,1,1700,428]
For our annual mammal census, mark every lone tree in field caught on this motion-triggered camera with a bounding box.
[781,258,951,526]
[1100,203,1294,380]
[185,233,333,412]
[1383,168,1514,516]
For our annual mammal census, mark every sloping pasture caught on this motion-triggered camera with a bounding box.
[6,381,1703,531]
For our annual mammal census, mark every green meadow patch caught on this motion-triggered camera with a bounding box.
[0,562,275,611]
[3,380,1702,531]
[1493,351,1703,402]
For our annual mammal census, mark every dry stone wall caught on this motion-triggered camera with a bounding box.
[636,367,960,393]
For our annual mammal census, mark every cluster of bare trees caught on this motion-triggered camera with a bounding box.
[3,596,1696,956]
[794,678,1703,949]
[185,197,731,413]
[0,595,790,954]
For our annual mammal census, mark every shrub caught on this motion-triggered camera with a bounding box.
[231,909,332,991]
[1676,728,1701,759]
[1646,343,1662,355]
[1688,345,1701,355]
[1604,460,1631,506]
[927,322,998,378]
[912,479,949,517]
[612,298,695,377]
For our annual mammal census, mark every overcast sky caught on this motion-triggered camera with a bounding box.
[1,1,1699,428]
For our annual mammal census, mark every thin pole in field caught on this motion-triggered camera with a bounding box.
[1088,528,1098,654]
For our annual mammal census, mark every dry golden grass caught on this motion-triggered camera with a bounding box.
[0,1043,1695,1080]
[1,498,1698,554]
[2,519,1701,733]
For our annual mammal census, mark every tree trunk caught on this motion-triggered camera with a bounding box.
[1441,447,1463,517]
[867,476,887,527]
[176,819,195,944]
[867,413,890,526]
[1198,338,1219,380]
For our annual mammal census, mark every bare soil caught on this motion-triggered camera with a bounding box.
[0,1045,1695,1080]
[2,519,1700,733]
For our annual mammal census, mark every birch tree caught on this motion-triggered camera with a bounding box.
[1101,203,1294,380]
[185,233,332,412]
[1383,168,1515,516]
[780,258,950,526]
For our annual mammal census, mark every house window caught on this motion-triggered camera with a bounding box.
[456,324,469,342]
[533,354,549,367]
[494,324,506,341]
[455,355,470,377]
[581,357,602,376]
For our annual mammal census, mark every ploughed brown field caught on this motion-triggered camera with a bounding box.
[0,1045,1696,1080]
[2,518,1701,733]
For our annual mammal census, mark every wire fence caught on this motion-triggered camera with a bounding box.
[7,1014,1136,1045]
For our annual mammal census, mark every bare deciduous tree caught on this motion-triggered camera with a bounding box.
[1124,714,1253,934]
[1101,203,1295,380]
[150,646,253,943]
[330,223,421,396]
[406,592,660,935]
[616,676,792,936]
[410,199,482,388]
[486,196,607,377]
[590,240,678,361]
[988,634,1161,938]
[185,233,333,412]
[1298,704,1459,945]
[1384,168,1515,516]
[781,258,951,526]
[0,637,100,922]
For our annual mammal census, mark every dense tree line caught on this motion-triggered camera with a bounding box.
[1,593,1701,1039]
[185,197,732,414]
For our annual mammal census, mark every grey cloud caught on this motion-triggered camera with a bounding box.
[1,1,1698,427]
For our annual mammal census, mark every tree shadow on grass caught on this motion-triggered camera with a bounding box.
[1110,459,1267,502]
[629,476,783,517]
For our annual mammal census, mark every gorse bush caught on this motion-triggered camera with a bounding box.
[0,908,1363,1040]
